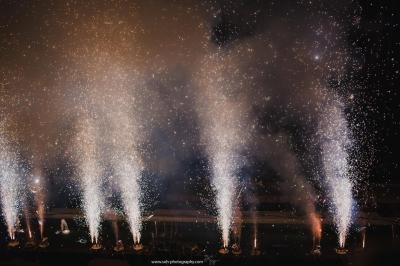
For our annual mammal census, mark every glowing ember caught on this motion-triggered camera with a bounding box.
[91,243,102,251]
[133,243,144,252]
[335,247,349,255]
[218,247,229,255]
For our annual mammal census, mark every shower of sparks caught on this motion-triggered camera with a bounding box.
[319,100,354,248]
[74,117,104,244]
[0,0,390,253]
[195,53,249,248]
[105,75,145,245]
[115,156,142,244]
[0,123,22,240]
[309,211,322,245]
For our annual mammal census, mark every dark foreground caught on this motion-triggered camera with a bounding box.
[0,246,399,266]
[0,213,399,266]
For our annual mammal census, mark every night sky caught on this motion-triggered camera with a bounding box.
[0,0,399,211]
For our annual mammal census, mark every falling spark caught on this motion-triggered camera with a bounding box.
[319,100,354,248]
[0,122,22,240]
[74,117,104,244]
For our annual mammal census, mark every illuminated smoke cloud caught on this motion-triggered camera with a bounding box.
[74,116,104,244]
[0,121,22,240]
[318,99,354,247]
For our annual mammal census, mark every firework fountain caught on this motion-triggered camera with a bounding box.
[0,121,22,247]
[115,156,143,251]
[111,112,144,251]
[195,53,249,253]
[319,99,354,253]
[74,116,104,249]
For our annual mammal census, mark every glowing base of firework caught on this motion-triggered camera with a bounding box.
[231,243,242,255]
[90,243,102,251]
[191,244,200,253]
[25,239,36,248]
[113,240,124,252]
[38,237,50,248]
[311,245,322,256]
[133,243,144,252]
[251,248,261,256]
[335,247,348,255]
[61,219,70,235]
[218,247,229,255]
[8,240,20,248]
